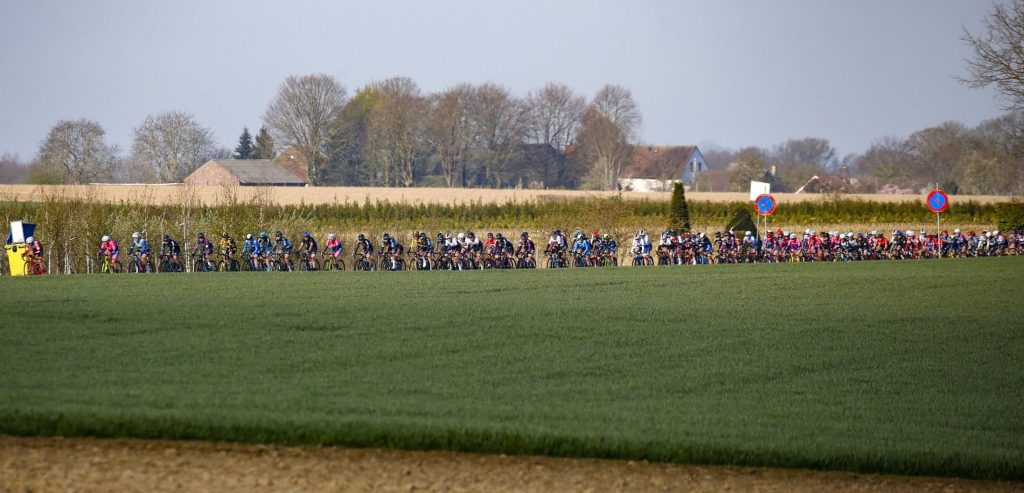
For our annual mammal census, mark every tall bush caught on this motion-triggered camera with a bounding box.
[668,182,691,232]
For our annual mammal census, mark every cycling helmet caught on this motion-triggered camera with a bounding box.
[985,231,992,238]
[383,233,390,240]
[457,232,465,240]
[163,235,170,242]
[246,233,253,240]
[327,233,336,240]
[994,230,1000,235]
[744,231,751,236]
[26,236,34,243]
[804,229,811,235]
[592,231,600,238]
[766,231,774,237]
[303,232,310,238]
[197,232,205,239]
[699,232,705,238]
[639,229,646,236]
[358,233,365,240]
[496,233,504,239]
[132,232,140,239]
[789,233,797,239]
[222,232,229,238]
[275,230,283,237]
[906,230,914,236]
[714,232,721,237]
[260,232,268,239]
[486,232,494,238]
[521,232,529,239]
[603,234,610,240]
[445,233,452,240]
[554,229,561,235]
[954,228,961,234]
[468,232,475,238]
[101,235,110,242]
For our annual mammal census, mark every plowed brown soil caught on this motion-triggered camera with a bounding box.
[1,436,1019,493]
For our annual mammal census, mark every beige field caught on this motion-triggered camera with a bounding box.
[0,184,1014,206]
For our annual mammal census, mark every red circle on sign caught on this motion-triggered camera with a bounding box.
[754,193,776,215]
[926,190,949,214]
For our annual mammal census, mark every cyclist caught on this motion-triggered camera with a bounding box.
[219,232,237,265]
[255,231,274,267]
[192,232,214,269]
[128,231,151,271]
[603,233,618,256]
[381,233,404,270]
[273,230,293,269]
[99,235,120,268]
[355,233,374,256]
[298,232,319,269]
[465,232,483,255]
[22,235,44,273]
[493,232,514,256]
[546,229,567,256]
[631,229,651,262]
[161,234,181,269]
[324,233,343,261]
[241,233,259,266]
[484,232,497,252]
[571,232,592,265]
[415,232,432,253]
[516,232,536,263]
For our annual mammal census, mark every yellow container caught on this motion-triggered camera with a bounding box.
[5,243,28,276]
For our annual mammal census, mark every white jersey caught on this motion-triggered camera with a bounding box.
[548,234,566,248]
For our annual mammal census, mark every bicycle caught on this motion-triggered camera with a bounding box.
[296,250,320,271]
[353,252,376,271]
[631,251,653,266]
[217,252,240,272]
[127,252,153,273]
[97,253,122,274]
[545,250,566,269]
[157,253,182,273]
[268,251,292,271]
[378,251,405,271]
[322,250,346,271]
[515,252,537,269]
[23,254,46,276]
[191,253,216,272]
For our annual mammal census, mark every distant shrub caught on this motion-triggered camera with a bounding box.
[996,201,1024,231]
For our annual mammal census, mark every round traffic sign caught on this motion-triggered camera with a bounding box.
[926,189,949,214]
[754,193,776,215]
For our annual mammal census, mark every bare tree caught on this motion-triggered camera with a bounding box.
[575,106,632,190]
[365,77,428,187]
[425,84,474,187]
[37,119,117,184]
[591,84,642,139]
[729,147,768,191]
[963,1,1024,112]
[0,152,28,184]
[131,111,215,182]
[263,74,346,185]
[524,82,586,151]
[467,83,528,187]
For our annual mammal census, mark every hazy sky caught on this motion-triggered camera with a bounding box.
[0,0,1006,160]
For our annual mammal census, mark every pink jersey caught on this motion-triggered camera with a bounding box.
[101,240,119,254]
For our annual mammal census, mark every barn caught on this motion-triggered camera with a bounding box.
[184,158,308,187]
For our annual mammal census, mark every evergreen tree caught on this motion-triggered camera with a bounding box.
[253,126,275,159]
[668,181,691,232]
[234,127,254,159]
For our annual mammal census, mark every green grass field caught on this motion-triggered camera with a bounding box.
[1,259,1022,479]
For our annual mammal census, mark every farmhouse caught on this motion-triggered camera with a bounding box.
[184,154,308,187]
[618,145,707,192]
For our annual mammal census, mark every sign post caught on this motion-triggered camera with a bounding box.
[754,193,776,243]
[926,188,948,233]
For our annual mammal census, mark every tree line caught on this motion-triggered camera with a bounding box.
[12,77,641,190]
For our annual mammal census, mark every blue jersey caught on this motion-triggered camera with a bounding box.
[604,239,617,253]
[242,239,258,255]
[131,238,150,254]
[572,238,592,256]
